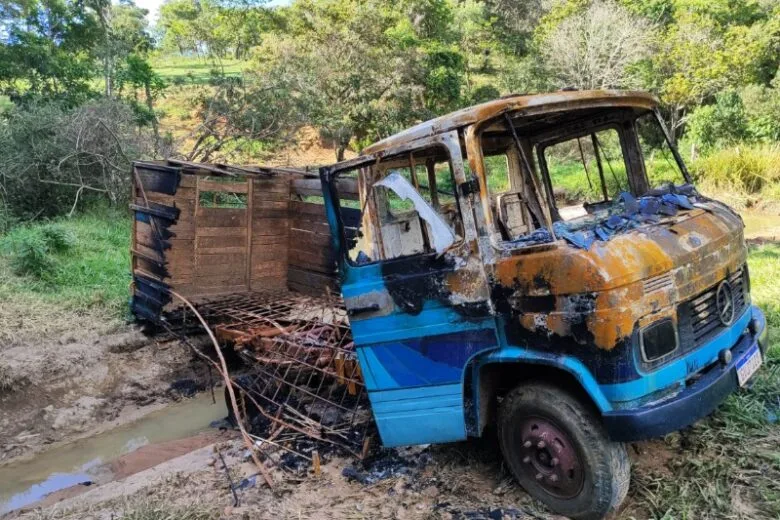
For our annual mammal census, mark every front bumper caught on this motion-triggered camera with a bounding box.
[603,305,768,442]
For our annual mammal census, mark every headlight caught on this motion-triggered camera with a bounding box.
[640,319,679,362]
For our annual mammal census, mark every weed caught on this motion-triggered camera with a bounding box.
[116,503,218,520]
[40,224,76,253]
[8,229,56,278]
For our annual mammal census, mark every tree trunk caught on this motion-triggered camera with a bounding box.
[145,80,160,155]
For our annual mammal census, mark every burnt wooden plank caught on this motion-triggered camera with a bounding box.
[196,208,248,227]
[292,178,358,199]
[196,263,249,276]
[250,276,287,292]
[196,227,247,237]
[251,234,288,246]
[251,248,287,262]
[289,229,332,248]
[134,162,181,195]
[252,191,289,202]
[196,235,246,248]
[287,267,338,288]
[252,179,291,194]
[198,179,249,193]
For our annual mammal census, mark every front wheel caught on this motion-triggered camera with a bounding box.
[498,382,629,520]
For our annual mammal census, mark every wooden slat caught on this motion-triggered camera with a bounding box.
[195,227,247,237]
[250,248,287,262]
[197,253,247,266]
[196,208,247,227]
[288,267,338,288]
[250,276,287,292]
[195,263,248,276]
[251,234,288,246]
[292,178,358,199]
[252,191,289,202]
[252,179,291,194]
[197,179,249,193]
[289,229,332,248]
[196,235,246,248]
[290,219,333,236]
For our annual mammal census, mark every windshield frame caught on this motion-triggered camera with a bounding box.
[643,108,693,186]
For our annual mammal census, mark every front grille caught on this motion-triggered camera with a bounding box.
[677,266,749,351]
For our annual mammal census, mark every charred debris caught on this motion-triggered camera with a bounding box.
[130,159,378,484]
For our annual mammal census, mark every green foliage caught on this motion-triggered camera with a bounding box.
[0,0,102,105]
[2,223,74,279]
[688,90,748,149]
[7,228,57,279]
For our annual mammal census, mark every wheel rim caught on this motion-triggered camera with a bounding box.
[517,415,584,499]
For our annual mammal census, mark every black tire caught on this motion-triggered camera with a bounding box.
[498,382,629,520]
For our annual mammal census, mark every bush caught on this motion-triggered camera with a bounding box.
[687,90,748,150]
[0,98,155,221]
[2,223,75,279]
[8,229,55,279]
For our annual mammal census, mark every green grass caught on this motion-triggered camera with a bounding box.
[0,207,131,318]
[151,55,247,84]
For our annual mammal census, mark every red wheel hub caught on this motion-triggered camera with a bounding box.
[518,415,584,498]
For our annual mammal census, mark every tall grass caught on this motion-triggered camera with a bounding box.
[691,144,780,208]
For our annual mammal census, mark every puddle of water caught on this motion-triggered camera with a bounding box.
[742,211,780,239]
[0,392,227,514]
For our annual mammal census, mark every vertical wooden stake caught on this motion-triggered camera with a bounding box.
[312,450,321,476]
[361,436,372,460]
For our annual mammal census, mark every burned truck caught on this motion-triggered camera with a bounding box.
[319,90,768,519]
[131,90,767,520]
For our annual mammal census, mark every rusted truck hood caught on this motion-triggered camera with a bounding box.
[493,201,746,351]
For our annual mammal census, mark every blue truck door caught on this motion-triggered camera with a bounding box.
[321,131,499,447]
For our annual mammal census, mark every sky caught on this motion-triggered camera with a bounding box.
[137,0,291,23]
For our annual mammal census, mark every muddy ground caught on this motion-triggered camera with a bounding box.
[0,317,679,520]
[0,321,211,464]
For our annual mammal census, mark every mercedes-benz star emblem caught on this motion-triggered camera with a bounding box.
[716,281,735,326]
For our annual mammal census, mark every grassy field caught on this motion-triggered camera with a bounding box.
[151,55,247,84]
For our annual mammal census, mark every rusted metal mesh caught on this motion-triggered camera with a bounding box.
[160,291,372,469]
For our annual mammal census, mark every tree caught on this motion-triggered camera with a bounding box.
[182,71,303,162]
[250,0,468,160]
[0,0,102,105]
[91,0,152,97]
[539,0,656,90]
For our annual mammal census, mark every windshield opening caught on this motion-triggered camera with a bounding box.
[636,111,688,189]
[538,127,630,222]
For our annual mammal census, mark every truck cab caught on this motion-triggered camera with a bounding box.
[319,90,768,519]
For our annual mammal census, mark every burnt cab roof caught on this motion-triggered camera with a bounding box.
[362,90,659,155]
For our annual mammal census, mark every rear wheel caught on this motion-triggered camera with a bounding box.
[498,382,629,520]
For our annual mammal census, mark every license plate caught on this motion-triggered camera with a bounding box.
[736,346,763,387]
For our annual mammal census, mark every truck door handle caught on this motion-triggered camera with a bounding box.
[347,303,381,316]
